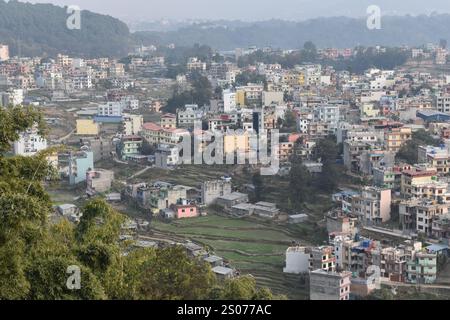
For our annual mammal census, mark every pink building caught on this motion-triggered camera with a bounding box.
[171,203,198,219]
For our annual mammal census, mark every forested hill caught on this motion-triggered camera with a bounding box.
[3,0,450,58]
[133,15,450,50]
[0,0,131,58]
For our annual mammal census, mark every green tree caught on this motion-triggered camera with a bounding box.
[252,172,264,202]
[397,129,441,164]
[139,246,216,300]
[289,155,312,209]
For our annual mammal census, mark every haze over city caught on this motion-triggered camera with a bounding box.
[25,0,450,22]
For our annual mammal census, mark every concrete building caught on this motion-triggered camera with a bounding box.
[201,179,232,206]
[359,150,395,175]
[86,169,114,196]
[223,89,237,113]
[352,187,391,224]
[0,44,9,61]
[283,246,310,274]
[343,141,374,172]
[122,114,143,136]
[13,127,47,156]
[171,200,199,219]
[160,113,177,129]
[406,252,437,284]
[155,144,180,168]
[313,105,340,132]
[216,192,249,209]
[117,135,143,160]
[262,91,284,107]
[177,104,203,128]
[68,149,94,185]
[418,145,450,175]
[400,199,448,235]
[309,270,352,301]
[434,92,450,113]
[385,127,412,153]
[83,137,112,163]
[326,210,358,236]
[309,246,336,272]
[98,102,123,117]
[400,168,448,201]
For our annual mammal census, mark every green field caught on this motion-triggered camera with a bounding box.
[151,213,313,299]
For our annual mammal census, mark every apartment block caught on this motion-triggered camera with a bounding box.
[352,186,391,224]
[309,270,352,301]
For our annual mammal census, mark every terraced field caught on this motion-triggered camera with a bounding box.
[151,213,312,299]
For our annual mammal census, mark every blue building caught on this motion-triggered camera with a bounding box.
[417,110,450,123]
[68,148,94,185]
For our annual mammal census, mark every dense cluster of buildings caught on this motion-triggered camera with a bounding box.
[4,40,450,299]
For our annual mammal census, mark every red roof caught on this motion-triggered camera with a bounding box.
[143,122,163,131]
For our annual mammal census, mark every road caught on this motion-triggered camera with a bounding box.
[54,129,75,143]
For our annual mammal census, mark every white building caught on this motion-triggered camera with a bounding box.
[14,127,48,156]
[314,105,340,132]
[223,90,237,113]
[6,89,24,106]
[98,102,123,117]
[155,144,180,168]
[283,247,310,274]
[177,104,203,128]
[0,44,9,61]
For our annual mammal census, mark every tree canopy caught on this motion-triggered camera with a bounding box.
[0,106,280,300]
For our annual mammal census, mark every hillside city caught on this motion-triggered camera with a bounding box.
[2,28,450,300]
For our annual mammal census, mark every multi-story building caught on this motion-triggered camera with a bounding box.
[418,146,450,175]
[201,179,232,206]
[223,89,237,113]
[434,92,450,113]
[13,127,48,156]
[67,148,94,185]
[343,141,374,172]
[400,168,445,200]
[118,135,143,160]
[177,104,204,128]
[432,214,450,240]
[155,144,180,168]
[187,57,206,72]
[313,105,340,132]
[385,127,412,153]
[373,167,402,190]
[160,113,177,129]
[309,246,336,272]
[352,186,391,224]
[283,246,310,274]
[142,122,188,146]
[406,252,437,284]
[309,270,352,301]
[98,102,123,117]
[122,114,143,136]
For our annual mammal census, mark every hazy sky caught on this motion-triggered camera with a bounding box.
[24,0,450,22]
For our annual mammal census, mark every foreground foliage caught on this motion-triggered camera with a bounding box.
[0,106,282,300]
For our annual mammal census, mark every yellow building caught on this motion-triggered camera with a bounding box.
[385,127,412,152]
[236,90,246,107]
[76,119,99,135]
[360,103,380,118]
[224,132,250,155]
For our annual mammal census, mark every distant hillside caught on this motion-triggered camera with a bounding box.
[133,15,450,50]
[0,0,131,58]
